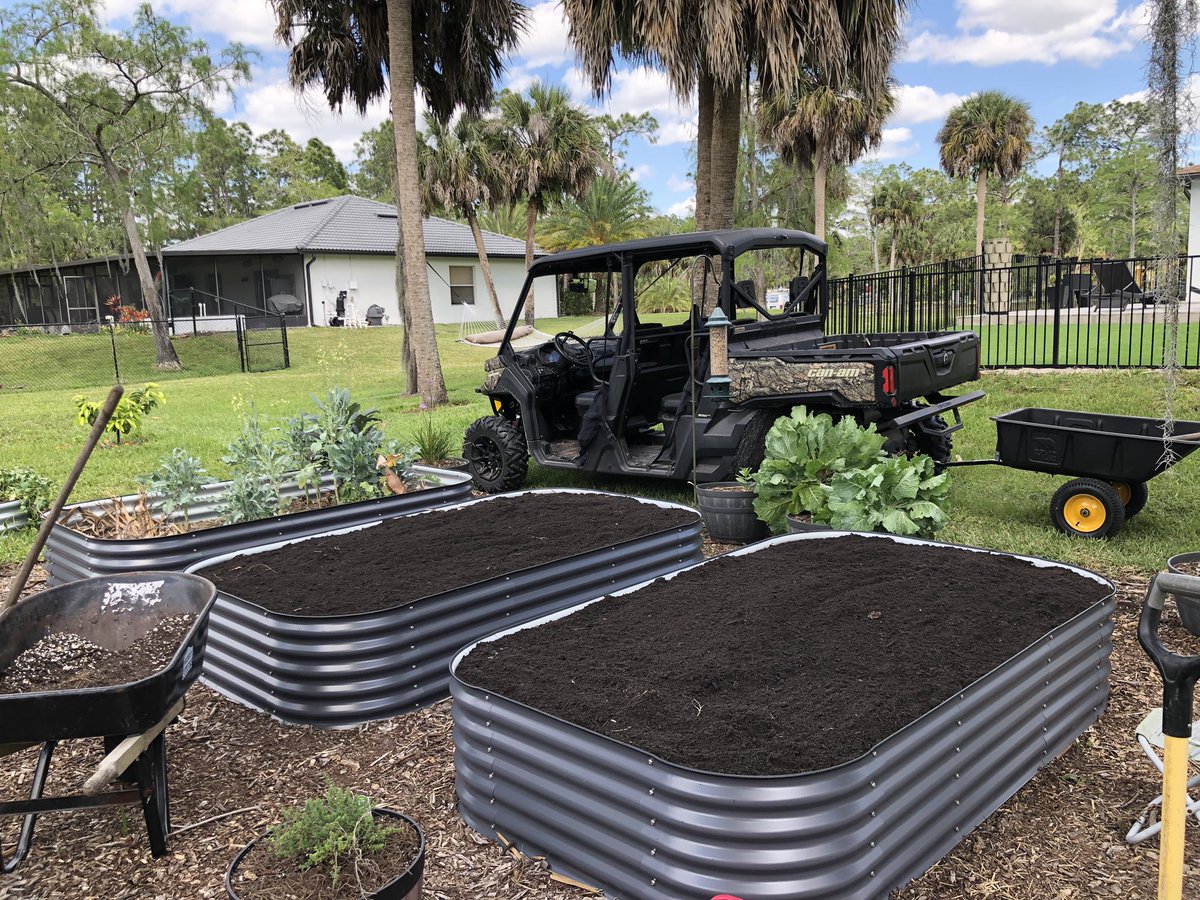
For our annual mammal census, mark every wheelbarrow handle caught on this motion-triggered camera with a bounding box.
[1138,572,1200,738]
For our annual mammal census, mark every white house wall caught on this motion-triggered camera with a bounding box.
[308,253,547,326]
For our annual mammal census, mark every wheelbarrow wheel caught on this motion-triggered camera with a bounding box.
[1111,480,1149,518]
[1050,478,1125,538]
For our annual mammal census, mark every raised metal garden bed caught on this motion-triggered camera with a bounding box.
[189,489,703,728]
[0,500,26,533]
[43,466,471,586]
[450,532,1116,900]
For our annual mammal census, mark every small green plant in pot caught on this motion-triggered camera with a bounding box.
[695,468,767,544]
[226,784,425,900]
[749,407,887,534]
[409,408,466,470]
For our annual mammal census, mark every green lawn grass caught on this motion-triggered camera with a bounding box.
[2,324,1199,574]
[972,321,1200,368]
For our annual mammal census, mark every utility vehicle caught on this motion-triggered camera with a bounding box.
[464,229,984,492]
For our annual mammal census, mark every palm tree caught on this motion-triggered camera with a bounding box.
[540,175,651,313]
[269,0,525,404]
[869,178,919,271]
[492,83,607,326]
[761,74,895,241]
[937,91,1034,257]
[560,0,903,232]
[419,112,508,326]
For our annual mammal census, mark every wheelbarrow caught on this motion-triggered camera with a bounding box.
[0,572,216,872]
[948,407,1200,538]
[1138,571,1200,899]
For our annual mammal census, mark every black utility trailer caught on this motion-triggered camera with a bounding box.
[0,572,215,872]
[953,408,1200,538]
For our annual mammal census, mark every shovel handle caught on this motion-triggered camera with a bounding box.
[1138,572,1200,738]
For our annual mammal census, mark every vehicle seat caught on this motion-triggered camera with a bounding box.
[659,390,686,422]
[575,390,598,417]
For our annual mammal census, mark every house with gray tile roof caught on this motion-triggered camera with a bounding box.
[161,195,548,326]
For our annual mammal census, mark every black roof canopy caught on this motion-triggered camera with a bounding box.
[527,228,827,276]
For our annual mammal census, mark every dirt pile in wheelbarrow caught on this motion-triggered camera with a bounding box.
[458,535,1113,775]
[204,492,695,616]
[0,614,194,694]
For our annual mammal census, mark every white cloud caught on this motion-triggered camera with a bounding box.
[629,163,653,182]
[667,174,694,193]
[904,0,1144,66]
[891,85,972,125]
[101,0,281,50]
[236,75,392,163]
[667,198,696,217]
[566,65,699,147]
[510,1,573,68]
[861,127,918,162]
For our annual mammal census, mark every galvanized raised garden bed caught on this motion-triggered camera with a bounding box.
[43,466,471,586]
[0,500,27,533]
[450,532,1116,900]
[189,489,703,728]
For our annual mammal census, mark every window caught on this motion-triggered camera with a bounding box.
[449,265,475,305]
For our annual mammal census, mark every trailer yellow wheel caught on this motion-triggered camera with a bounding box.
[1050,478,1125,539]
[1110,480,1149,517]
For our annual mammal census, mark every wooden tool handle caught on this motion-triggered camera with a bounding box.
[0,384,124,614]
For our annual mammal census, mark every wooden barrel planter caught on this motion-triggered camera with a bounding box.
[450,532,1116,899]
[189,490,703,728]
[43,466,471,586]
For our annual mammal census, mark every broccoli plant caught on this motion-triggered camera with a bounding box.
[138,449,213,524]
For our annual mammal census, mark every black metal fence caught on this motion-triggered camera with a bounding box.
[0,316,290,394]
[826,254,1200,369]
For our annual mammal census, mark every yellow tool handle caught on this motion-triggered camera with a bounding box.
[1159,735,1189,900]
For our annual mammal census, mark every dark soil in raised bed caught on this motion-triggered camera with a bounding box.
[0,615,194,694]
[204,493,695,617]
[457,536,1113,776]
[229,813,421,900]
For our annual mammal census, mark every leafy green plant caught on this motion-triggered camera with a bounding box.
[749,407,888,533]
[138,449,213,524]
[0,466,54,520]
[284,387,386,504]
[217,471,280,525]
[409,413,458,464]
[269,783,396,888]
[222,415,291,514]
[825,454,950,537]
[74,384,165,444]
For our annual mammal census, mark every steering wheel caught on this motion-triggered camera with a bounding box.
[554,331,592,367]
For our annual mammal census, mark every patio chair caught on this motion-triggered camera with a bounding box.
[1125,708,1200,844]
[1090,260,1155,310]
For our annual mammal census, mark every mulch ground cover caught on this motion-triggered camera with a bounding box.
[203,493,695,616]
[457,536,1113,775]
[1,553,1198,899]
[0,614,194,694]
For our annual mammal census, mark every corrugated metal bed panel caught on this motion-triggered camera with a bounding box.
[450,532,1115,900]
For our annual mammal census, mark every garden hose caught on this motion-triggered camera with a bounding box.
[1137,571,1200,900]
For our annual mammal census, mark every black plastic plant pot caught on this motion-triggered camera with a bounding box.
[0,572,216,744]
[695,482,767,544]
[225,808,424,900]
[43,466,472,586]
[1166,552,1200,635]
[786,513,833,534]
[450,532,1117,899]
[190,489,703,727]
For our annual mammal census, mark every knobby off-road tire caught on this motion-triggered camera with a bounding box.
[464,416,528,493]
[1050,477,1126,539]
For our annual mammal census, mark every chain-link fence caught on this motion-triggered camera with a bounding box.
[0,317,290,393]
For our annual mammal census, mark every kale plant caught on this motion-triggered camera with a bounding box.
[138,449,214,524]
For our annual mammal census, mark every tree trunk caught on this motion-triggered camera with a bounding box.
[99,152,179,369]
[1130,185,1138,258]
[813,143,828,242]
[975,170,988,258]
[467,208,505,326]
[889,232,897,271]
[694,71,714,230]
[1053,155,1064,257]
[706,79,741,231]
[391,218,417,390]
[523,198,539,326]
[388,0,447,405]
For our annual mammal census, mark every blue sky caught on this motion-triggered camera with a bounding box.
[90,0,1173,215]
